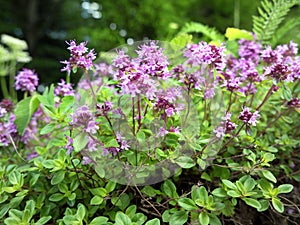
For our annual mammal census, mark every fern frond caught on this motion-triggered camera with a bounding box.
[180,22,225,42]
[253,0,299,43]
[271,18,300,45]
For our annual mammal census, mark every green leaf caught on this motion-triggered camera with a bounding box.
[282,84,292,101]
[8,170,23,186]
[49,193,64,202]
[227,190,241,198]
[145,218,161,225]
[89,188,107,197]
[212,188,227,197]
[51,170,65,185]
[225,27,253,40]
[180,21,225,41]
[242,198,261,209]
[222,179,237,190]
[178,198,198,210]
[162,180,178,198]
[14,95,40,135]
[262,170,277,183]
[34,216,52,225]
[199,211,209,225]
[90,196,103,205]
[169,211,188,225]
[104,138,119,148]
[258,200,270,212]
[115,212,132,225]
[23,200,35,220]
[111,194,130,211]
[73,133,89,152]
[40,123,56,135]
[76,203,86,220]
[253,0,298,43]
[244,177,256,192]
[277,184,293,194]
[272,197,284,213]
[209,214,222,225]
[89,216,109,225]
[58,96,75,114]
[125,205,136,219]
[175,156,195,169]
[105,181,116,193]
[170,33,193,50]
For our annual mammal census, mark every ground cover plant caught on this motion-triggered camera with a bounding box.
[1,0,300,224]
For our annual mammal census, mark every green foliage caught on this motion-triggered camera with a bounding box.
[252,0,299,43]
[180,22,225,42]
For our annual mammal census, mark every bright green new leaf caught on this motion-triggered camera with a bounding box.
[225,27,253,41]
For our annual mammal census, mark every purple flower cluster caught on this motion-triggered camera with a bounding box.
[70,105,99,134]
[97,101,113,116]
[171,42,225,99]
[219,39,300,95]
[54,79,74,97]
[112,41,170,99]
[184,41,225,71]
[286,98,300,109]
[102,132,130,156]
[61,40,96,75]
[154,88,183,117]
[158,126,180,137]
[0,109,17,146]
[14,68,39,92]
[238,107,260,126]
[213,113,237,138]
[262,41,299,82]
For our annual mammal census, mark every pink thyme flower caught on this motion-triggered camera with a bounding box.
[61,40,96,75]
[54,79,74,97]
[15,68,39,92]
[238,107,260,126]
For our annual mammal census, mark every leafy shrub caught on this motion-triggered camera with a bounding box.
[1,1,300,225]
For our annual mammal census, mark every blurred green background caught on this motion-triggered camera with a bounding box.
[0,0,299,86]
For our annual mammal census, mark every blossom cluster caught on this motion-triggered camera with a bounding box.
[0,100,17,146]
[61,40,96,75]
[14,68,39,92]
